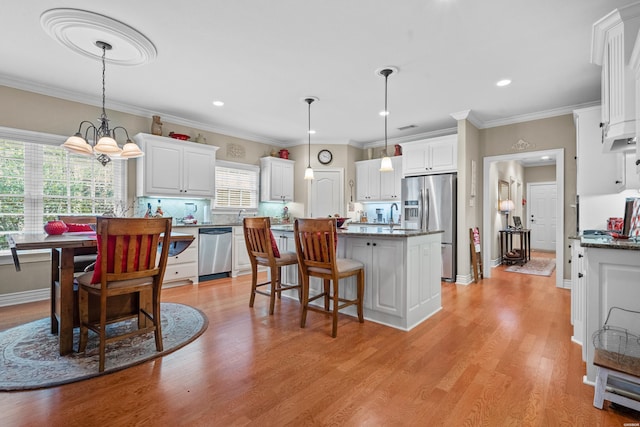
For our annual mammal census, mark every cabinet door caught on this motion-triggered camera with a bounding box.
[232,229,251,277]
[371,239,404,316]
[261,158,294,201]
[380,157,402,200]
[279,161,294,200]
[183,146,216,196]
[429,138,457,172]
[575,107,622,195]
[345,238,373,309]
[145,141,183,196]
[356,160,381,201]
[403,145,430,175]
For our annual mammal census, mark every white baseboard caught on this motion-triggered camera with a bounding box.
[0,288,49,307]
[455,274,473,285]
[562,279,572,290]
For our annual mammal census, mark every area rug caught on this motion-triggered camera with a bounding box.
[0,303,208,391]
[505,258,556,276]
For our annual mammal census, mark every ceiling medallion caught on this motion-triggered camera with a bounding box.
[40,8,157,66]
[512,139,535,151]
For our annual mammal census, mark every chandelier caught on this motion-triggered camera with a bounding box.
[62,41,143,166]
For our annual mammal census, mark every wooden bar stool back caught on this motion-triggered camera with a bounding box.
[76,217,172,372]
[243,217,301,315]
[293,218,365,338]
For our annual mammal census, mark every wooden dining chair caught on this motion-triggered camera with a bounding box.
[293,218,365,338]
[243,217,301,315]
[75,216,172,372]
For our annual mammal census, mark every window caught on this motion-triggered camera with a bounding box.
[0,127,125,252]
[214,160,259,210]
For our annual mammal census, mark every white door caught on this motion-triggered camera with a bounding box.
[309,169,344,218]
[528,182,556,251]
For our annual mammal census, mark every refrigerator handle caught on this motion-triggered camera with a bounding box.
[418,189,424,230]
[425,188,430,230]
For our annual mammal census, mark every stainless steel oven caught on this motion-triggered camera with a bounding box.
[198,227,232,281]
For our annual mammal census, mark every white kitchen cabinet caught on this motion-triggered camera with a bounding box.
[575,106,624,195]
[163,226,198,287]
[592,3,640,150]
[342,232,442,330]
[345,237,404,316]
[231,226,251,277]
[355,159,381,201]
[379,156,403,200]
[134,133,218,198]
[569,240,586,349]
[271,230,299,288]
[260,157,294,202]
[401,134,457,176]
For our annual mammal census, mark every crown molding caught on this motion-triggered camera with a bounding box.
[480,101,599,129]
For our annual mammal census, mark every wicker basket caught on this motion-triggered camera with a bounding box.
[592,307,640,377]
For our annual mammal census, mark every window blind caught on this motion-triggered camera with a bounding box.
[214,161,259,209]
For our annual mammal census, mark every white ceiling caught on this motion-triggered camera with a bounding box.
[0,1,634,151]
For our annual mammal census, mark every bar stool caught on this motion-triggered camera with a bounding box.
[293,218,365,338]
[243,217,301,315]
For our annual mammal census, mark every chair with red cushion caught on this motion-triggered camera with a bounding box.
[243,217,301,315]
[293,217,365,338]
[76,216,172,372]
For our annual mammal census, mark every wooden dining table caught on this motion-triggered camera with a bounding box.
[8,230,194,355]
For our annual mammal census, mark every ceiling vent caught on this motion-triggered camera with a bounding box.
[397,124,416,131]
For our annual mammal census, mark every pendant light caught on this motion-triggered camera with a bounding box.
[62,41,143,166]
[304,97,318,180]
[378,67,397,172]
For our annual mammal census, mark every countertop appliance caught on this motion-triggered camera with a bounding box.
[198,227,232,281]
[401,173,457,281]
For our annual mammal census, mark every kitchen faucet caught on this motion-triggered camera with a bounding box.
[390,203,399,224]
[237,208,246,223]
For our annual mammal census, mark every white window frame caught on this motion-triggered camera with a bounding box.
[214,160,259,212]
[0,126,127,258]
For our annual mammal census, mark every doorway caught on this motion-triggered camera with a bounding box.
[527,181,557,251]
[308,169,344,218]
[482,149,564,288]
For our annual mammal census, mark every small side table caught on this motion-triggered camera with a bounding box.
[499,229,531,265]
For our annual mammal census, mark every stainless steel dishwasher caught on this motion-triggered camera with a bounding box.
[198,227,233,281]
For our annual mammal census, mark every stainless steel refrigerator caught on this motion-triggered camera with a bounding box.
[401,173,457,281]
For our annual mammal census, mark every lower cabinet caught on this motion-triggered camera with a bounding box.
[343,233,442,330]
[164,226,198,287]
[570,241,585,349]
[232,226,252,277]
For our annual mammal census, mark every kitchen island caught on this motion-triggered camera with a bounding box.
[578,236,640,384]
[271,225,443,331]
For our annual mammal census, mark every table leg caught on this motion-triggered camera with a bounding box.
[50,249,59,334]
[58,248,76,355]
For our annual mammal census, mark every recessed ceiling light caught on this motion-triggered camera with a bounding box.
[496,79,511,87]
[212,100,224,107]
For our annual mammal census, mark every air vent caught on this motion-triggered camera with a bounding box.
[397,124,417,131]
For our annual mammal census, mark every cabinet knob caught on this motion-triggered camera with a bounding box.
[568,259,571,264]
[373,243,377,246]
[636,159,640,166]
[578,254,583,258]
[367,242,371,246]
[578,272,583,278]
[615,180,622,184]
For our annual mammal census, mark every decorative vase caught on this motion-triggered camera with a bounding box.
[195,133,206,144]
[279,149,289,159]
[151,115,163,136]
[394,144,402,156]
[44,220,68,235]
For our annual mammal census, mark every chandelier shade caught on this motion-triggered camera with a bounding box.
[61,41,143,166]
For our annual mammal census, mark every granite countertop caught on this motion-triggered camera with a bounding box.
[271,223,442,238]
[580,235,640,250]
[172,223,242,228]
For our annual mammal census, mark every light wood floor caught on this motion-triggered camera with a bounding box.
[1,258,639,426]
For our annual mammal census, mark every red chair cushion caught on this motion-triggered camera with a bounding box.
[64,222,94,232]
[91,234,152,284]
[269,230,280,258]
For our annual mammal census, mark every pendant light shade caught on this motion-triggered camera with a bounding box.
[304,97,318,180]
[378,67,396,172]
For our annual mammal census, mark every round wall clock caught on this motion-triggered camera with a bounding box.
[318,149,333,165]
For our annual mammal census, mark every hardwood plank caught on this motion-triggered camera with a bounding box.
[1,262,639,425]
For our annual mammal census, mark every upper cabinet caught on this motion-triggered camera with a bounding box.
[401,134,457,176]
[356,156,402,202]
[592,3,640,151]
[134,133,218,198]
[260,157,294,201]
